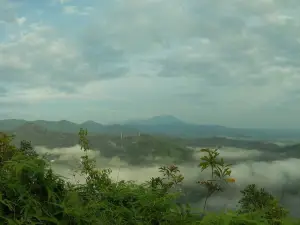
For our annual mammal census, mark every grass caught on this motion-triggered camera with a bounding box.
[0,129,299,225]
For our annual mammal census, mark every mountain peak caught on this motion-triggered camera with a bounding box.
[58,120,76,125]
[81,120,99,125]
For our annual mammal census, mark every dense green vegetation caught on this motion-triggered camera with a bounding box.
[0,130,299,225]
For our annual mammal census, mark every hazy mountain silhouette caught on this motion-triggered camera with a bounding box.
[2,118,300,160]
[1,116,300,139]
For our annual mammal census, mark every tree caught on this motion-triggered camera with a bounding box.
[197,148,235,212]
[238,184,288,225]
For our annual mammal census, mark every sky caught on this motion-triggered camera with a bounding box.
[0,0,300,128]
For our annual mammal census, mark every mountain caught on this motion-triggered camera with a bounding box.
[124,116,300,139]
[1,116,300,139]
[0,119,27,130]
[0,119,139,136]
[2,122,290,166]
[3,119,300,162]
[124,115,237,138]
[34,120,79,133]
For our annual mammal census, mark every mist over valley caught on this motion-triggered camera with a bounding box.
[1,117,300,217]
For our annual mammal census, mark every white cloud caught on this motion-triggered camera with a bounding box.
[1,0,300,127]
[33,144,300,216]
[0,0,18,23]
[16,17,26,26]
[56,0,72,4]
[63,6,93,15]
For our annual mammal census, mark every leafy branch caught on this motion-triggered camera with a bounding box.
[197,148,235,212]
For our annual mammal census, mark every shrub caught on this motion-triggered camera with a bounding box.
[0,129,298,225]
[0,130,200,224]
[237,184,288,225]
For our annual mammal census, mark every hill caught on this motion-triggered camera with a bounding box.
[5,122,283,151]
[2,122,296,166]
[0,119,139,135]
[4,123,195,165]
[1,116,300,139]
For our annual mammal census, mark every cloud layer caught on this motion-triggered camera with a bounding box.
[34,144,300,217]
[1,0,300,127]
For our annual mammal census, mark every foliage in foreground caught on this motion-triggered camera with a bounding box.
[0,130,299,225]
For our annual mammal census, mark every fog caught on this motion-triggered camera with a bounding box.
[35,145,300,217]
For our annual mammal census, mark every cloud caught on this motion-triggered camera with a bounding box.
[62,6,93,15]
[186,150,300,217]
[34,144,300,217]
[0,0,16,23]
[52,0,72,5]
[194,147,263,161]
[0,21,128,87]
[16,17,26,26]
[0,86,7,96]
[1,0,300,127]
[59,0,72,4]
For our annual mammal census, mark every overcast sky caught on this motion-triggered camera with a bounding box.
[1,0,300,128]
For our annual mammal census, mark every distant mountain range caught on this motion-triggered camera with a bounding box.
[1,115,300,140]
[2,115,300,162]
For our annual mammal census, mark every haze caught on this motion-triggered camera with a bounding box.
[1,0,300,128]
[34,144,300,217]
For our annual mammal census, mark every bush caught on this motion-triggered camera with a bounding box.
[237,184,288,225]
[0,130,197,224]
[0,130,298,225]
